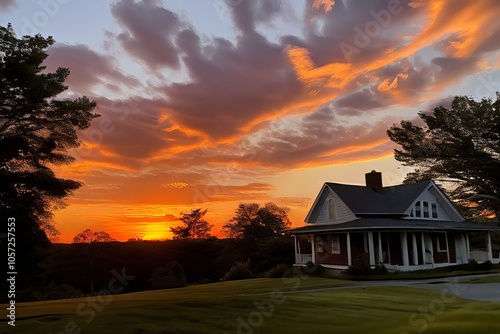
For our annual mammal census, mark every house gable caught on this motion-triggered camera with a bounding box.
[403,181,464,221]
[305,184,357,224]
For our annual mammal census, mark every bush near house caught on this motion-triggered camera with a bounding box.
[221,260,255,281]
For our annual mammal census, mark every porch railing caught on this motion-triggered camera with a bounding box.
[469,249,490,262]
[295,254,312,264]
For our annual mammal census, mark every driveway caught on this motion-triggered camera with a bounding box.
[246,273,500,302]
[350,273,500,302]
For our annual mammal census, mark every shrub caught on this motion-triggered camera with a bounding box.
[222,260,254,281]
[300,261,324,276]
[264,264,289,278]
[18,282,82,301]
[148,262,187,289]
[373,263,388,275]
[345,262,372,276]
[478,260,492,271]
[466,259,479,270]
[196,277,212,284]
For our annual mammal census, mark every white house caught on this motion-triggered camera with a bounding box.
[291,171,500,272]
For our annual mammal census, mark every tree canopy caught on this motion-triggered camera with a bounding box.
[223,202,291,239]
[387,93,500,219]
[0,23,99,250]
[72,229,116,244]
[170,208,213,239]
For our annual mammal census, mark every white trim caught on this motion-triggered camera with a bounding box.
[331,234,341,254]
[311,235,316,263]
[427,181,465,221]
[294,235,297,257]
[377,232,383,263]
[445,231,450,263]
[368,232,375,266]
[436,232,448,252]
[401,232,409,266]
[347,232,352,266]
[304,184,329,223]
[412,233,419,265]
[465,232,470,259]
[487,231,493,261]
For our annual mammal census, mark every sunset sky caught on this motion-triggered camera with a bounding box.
[2,0,500,242]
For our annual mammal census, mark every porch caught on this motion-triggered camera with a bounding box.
[294,230,499,271]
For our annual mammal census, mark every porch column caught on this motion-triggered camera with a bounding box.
[378,232,383,263]
[412,233,419,265]
[368,232,375,266]
[420,232,427,264]
[445,232,450,263]
[311,235,316,263]
[294,235,298,263]
[487,231,493,261]
[401,232,409,267]
[347,232,352,266]
[465,232,470,260]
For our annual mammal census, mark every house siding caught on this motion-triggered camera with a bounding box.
[448,233,457,263]
[405,187,456,221]
[315,233,349,266]
[316,192,356,224]
[432,235,449,263]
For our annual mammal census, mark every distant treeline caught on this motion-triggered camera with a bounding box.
[16,237,294,301]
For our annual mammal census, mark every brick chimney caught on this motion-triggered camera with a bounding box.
[365,170,383,192]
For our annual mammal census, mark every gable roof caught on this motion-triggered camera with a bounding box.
[326,180,432,215]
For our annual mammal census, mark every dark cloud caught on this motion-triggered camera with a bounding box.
[110,0,185,69]
[49,0,500,178]
[0,0,15,11]
[44,44,139,94]
[163,29,302,140]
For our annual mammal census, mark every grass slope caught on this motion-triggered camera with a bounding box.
[3,276,500,334]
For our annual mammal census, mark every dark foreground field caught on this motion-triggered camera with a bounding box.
[4,276,500,334]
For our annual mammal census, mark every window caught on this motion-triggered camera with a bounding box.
[315,236,324,253]
[436,233,447,252]
[423,201,429,218]
[331,235,341,254]
[415,201,421,217]
[328,199,335,219]
[413,201,438,219]
[431,203,438,218]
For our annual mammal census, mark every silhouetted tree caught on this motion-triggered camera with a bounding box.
[72,229,116,243]
[387,93,500,219]
[0,24,99,255]
[170,208,213,239]
[223,203,291,239]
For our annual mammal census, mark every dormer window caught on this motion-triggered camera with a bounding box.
[415,201,421,217]
[431,203,438,218]
[412,201,438,219]
[423,202,429,218]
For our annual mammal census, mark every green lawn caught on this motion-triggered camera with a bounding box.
[4,276,500,334]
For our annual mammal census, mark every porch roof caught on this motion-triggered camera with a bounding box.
[290,218,500,234]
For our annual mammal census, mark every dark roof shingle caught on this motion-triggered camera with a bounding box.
[326,180,431,214]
